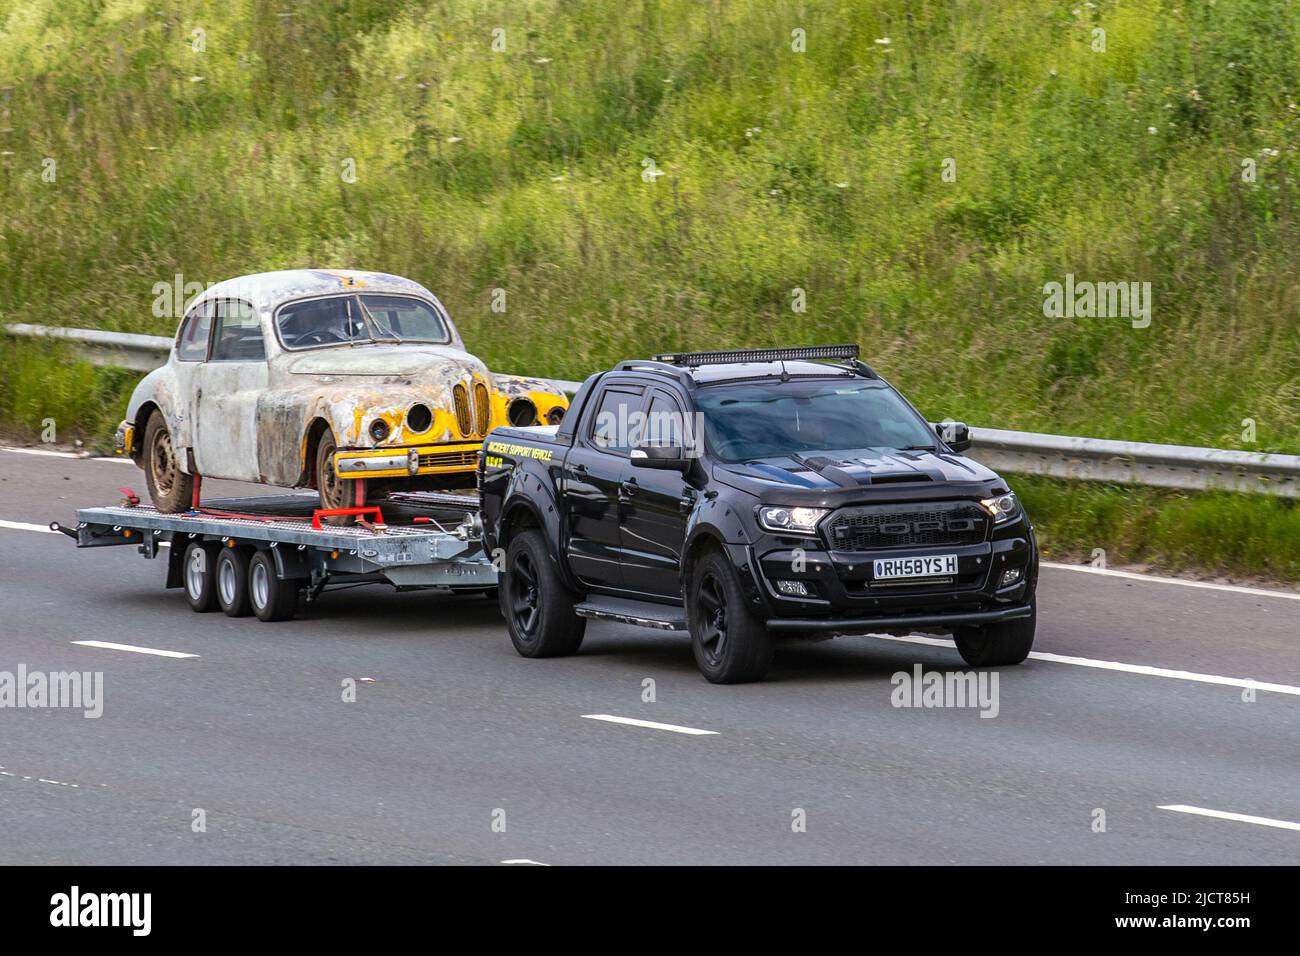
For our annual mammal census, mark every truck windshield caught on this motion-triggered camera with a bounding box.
[695,379,939,462]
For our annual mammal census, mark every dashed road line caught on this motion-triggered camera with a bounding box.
[869,633,1300,697]
[72,640,198,660]
[0,767,80,789]
[582,714,718,736]
[1159,804,1300,832]
[501,859,551,866]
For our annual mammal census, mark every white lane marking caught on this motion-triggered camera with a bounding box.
[72,640,198,660]
[0,518,58,534]
[501,859,551,866]
[0,767,80,789]
[1042,560,1300,601]
[582,714,718,736]
[0,445,131,463]
[867,633,1300,697]
[1159,804,1300,833]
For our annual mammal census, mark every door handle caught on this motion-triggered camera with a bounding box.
[572,462,588,475]
[619,478,638,498]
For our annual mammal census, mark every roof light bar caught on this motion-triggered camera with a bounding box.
[651,344,860,367]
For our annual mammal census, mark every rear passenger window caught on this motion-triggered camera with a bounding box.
[210,300,265,361]
[176,302,213,361]
[589,387,644,453]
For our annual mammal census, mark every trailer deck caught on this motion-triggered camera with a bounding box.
[53,491,497,620]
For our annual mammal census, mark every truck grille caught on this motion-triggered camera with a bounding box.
[418,449,479,469]
[824,502,988,551]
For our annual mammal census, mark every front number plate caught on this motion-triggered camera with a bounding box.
[872,554,958,580]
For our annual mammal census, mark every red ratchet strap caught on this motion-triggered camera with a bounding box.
[311,506,386,530]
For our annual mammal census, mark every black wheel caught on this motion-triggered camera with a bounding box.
[215,546,253,618]
[687,550,774,683]
[315,431,354,526]
[954,598,1036,666]
[500,529,585,657]
[182,540,220,612]
[248,550,299,622]
[143,411,193,513]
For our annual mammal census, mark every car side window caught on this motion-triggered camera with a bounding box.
[645,389,688,447]
[210,300,265,362]
[176,301,214,361]
[588,386,646,454]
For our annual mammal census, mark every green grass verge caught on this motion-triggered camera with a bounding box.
[1013,473,1300,582]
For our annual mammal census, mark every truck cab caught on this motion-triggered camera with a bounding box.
[479,345,1038,683]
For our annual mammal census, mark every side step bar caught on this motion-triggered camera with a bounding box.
[574,597,687,631]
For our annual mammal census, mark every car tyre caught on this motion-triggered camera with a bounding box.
[954,598,1036,667]
[215,546,253,618]
[248,550,299,622]
[182,540,221,612]
[688,550,774,683]
[501,529,585,657]
[315,432,354,526]
[143,411,193,513]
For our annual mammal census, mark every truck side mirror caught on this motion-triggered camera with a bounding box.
[631,444,690,471]
[934,421,971,453]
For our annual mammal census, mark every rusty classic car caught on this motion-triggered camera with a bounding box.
[116,270,568,513]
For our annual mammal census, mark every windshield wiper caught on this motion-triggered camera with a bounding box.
[357,297,402,345]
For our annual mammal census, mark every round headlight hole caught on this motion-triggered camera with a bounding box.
[507,398,538,427]
[407,403,433,433]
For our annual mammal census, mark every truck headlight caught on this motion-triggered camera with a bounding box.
[758,506,828,535]
[979,492,1022,525]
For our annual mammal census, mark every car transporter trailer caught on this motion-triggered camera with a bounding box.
[51,491,497,622]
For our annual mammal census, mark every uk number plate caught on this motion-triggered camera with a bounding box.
[872,554,958,580]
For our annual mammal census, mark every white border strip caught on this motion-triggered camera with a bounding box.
[582,714,718,736]
[868,633,1300,697]
[1159,804,1300,832]
[1042,560,1300,601]
[0,445,130,463]
[0,519,57,534]
[72,640,198,660]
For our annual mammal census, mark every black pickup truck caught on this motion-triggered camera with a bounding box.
[478,345,1038,683]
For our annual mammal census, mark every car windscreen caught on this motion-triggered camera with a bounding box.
[358,294,449,344]
[277,296,369,349]
[276,294,450,350]
[695,378,938,462]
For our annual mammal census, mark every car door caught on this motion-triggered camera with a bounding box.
[561,384,647,591]
[193,299,270,482]
[618,387,694,598]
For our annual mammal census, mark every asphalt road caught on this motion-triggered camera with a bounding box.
[1,446,1297,865]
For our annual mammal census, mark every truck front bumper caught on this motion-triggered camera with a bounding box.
[333,442,481,479]
[765,603,1033,635]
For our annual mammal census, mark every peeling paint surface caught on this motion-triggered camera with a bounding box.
[123,270,570,492]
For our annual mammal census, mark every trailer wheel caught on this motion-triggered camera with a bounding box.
[182,541,221,612]
[215,546,253,617]
[501,529,585,657]
[248,550,298,622]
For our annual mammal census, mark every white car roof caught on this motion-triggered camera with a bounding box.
[191,270,438,314]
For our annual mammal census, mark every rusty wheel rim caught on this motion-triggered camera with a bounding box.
[150,426,179,496]
[319,441,345,508]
